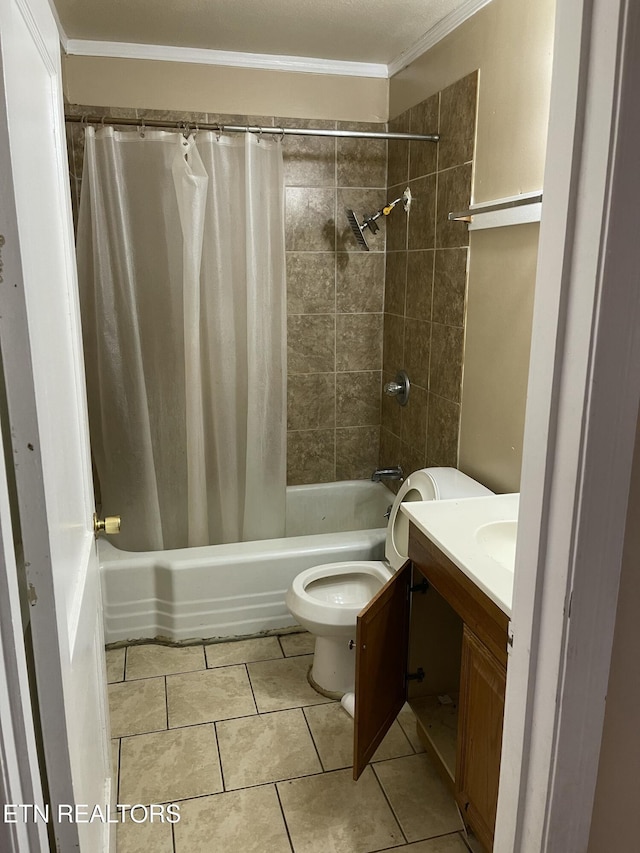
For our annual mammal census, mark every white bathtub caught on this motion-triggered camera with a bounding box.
[100,480,393,643]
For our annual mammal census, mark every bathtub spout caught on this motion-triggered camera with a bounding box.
[371,466,403,482]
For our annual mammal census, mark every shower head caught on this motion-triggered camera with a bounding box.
[345,208,370,251]
[345,188,412,251]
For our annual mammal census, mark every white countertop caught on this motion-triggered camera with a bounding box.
[401,493,519,616]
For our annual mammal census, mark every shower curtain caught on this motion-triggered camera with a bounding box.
[77,127,286,551]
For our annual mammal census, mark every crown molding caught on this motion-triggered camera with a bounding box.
[59,0,490,82]
[47,0,68,51]
[64,39,389,79]
[387,0,493,77]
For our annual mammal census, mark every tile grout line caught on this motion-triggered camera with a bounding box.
[121,669,201,683]
[116,695,332,743]
[145,778,301,808]
[395,713,419,756]
[118,714,253,740]
[370,763,409,847]
[287,309,387,317]
[202,767,329,797]
[426,247,437,461]
[370,829,465,853]
[116,738,121,807]
[300,706,326,773]
[459,828,475,852]
[274,783,296,853]
[244,662,261,716]
[120,651,288,681]
[212,721,226,793]
[164,675,169,730]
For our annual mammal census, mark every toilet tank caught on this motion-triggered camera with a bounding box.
[385,467,493,570]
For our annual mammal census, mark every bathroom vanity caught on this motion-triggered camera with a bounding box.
[353,495,517,852]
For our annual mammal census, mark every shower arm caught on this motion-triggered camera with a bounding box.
[346,187,412,250]
[362,196,404,228]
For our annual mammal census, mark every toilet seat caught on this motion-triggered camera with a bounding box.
[286,561,392,637]
[384,468,439,570]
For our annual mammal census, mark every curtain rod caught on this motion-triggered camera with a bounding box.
[63,113,439,142]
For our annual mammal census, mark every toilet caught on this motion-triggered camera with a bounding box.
[285,467,493,697]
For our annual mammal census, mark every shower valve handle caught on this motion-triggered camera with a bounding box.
[383,370,410,406]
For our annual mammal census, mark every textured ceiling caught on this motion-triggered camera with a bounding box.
[54,0,467,64]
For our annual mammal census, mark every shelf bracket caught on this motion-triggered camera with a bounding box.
[448,190,543,230]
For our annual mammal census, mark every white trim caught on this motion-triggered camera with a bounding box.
[0,524,49,853]
[59,0,491,82]
[495,0,640,849]
[0,279,48,853]
[64,39,389,79]
[45,0,67,51]
[387,0,493,77]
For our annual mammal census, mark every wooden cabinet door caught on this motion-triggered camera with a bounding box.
[456,625,506,851]
[353,561,412,779]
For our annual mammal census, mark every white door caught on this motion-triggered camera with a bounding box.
[0,0,112,850]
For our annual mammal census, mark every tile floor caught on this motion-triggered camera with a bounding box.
[107,632,471,853]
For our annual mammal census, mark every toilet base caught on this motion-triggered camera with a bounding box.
[309,635,356,697]
[306,666,343,701]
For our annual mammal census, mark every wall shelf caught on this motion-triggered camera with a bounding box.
[449,190,542,230]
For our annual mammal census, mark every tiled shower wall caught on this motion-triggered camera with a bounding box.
[379,72,478,479]
[66,80,475,488]
[65,107,388,486]
[284,120,388,484]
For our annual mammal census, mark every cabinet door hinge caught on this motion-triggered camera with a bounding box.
[406,667,425,683]
[507,622,514,654]
[409,579,429,595]
[27,583,37,607]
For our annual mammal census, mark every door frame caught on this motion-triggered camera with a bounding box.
[0,0,111,849]
[0,29,83,853]
[0,430,48,853]
[495,0,640,849]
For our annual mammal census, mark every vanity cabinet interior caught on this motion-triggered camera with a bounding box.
[354,523,509,851]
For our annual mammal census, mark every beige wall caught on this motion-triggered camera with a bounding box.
[586,413,640,850]
[62,55,388,123]
[390,0,555,492]
[459,224,538,492]
[390,0,554,203]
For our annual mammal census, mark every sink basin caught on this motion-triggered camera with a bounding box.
[401,493,519,614]
[474,520,517,570]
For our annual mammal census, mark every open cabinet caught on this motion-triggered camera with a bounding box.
[353,523,509,852]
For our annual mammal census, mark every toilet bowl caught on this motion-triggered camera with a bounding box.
[285,467,493,696]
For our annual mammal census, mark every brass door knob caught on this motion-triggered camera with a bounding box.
[93,513,121,536]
